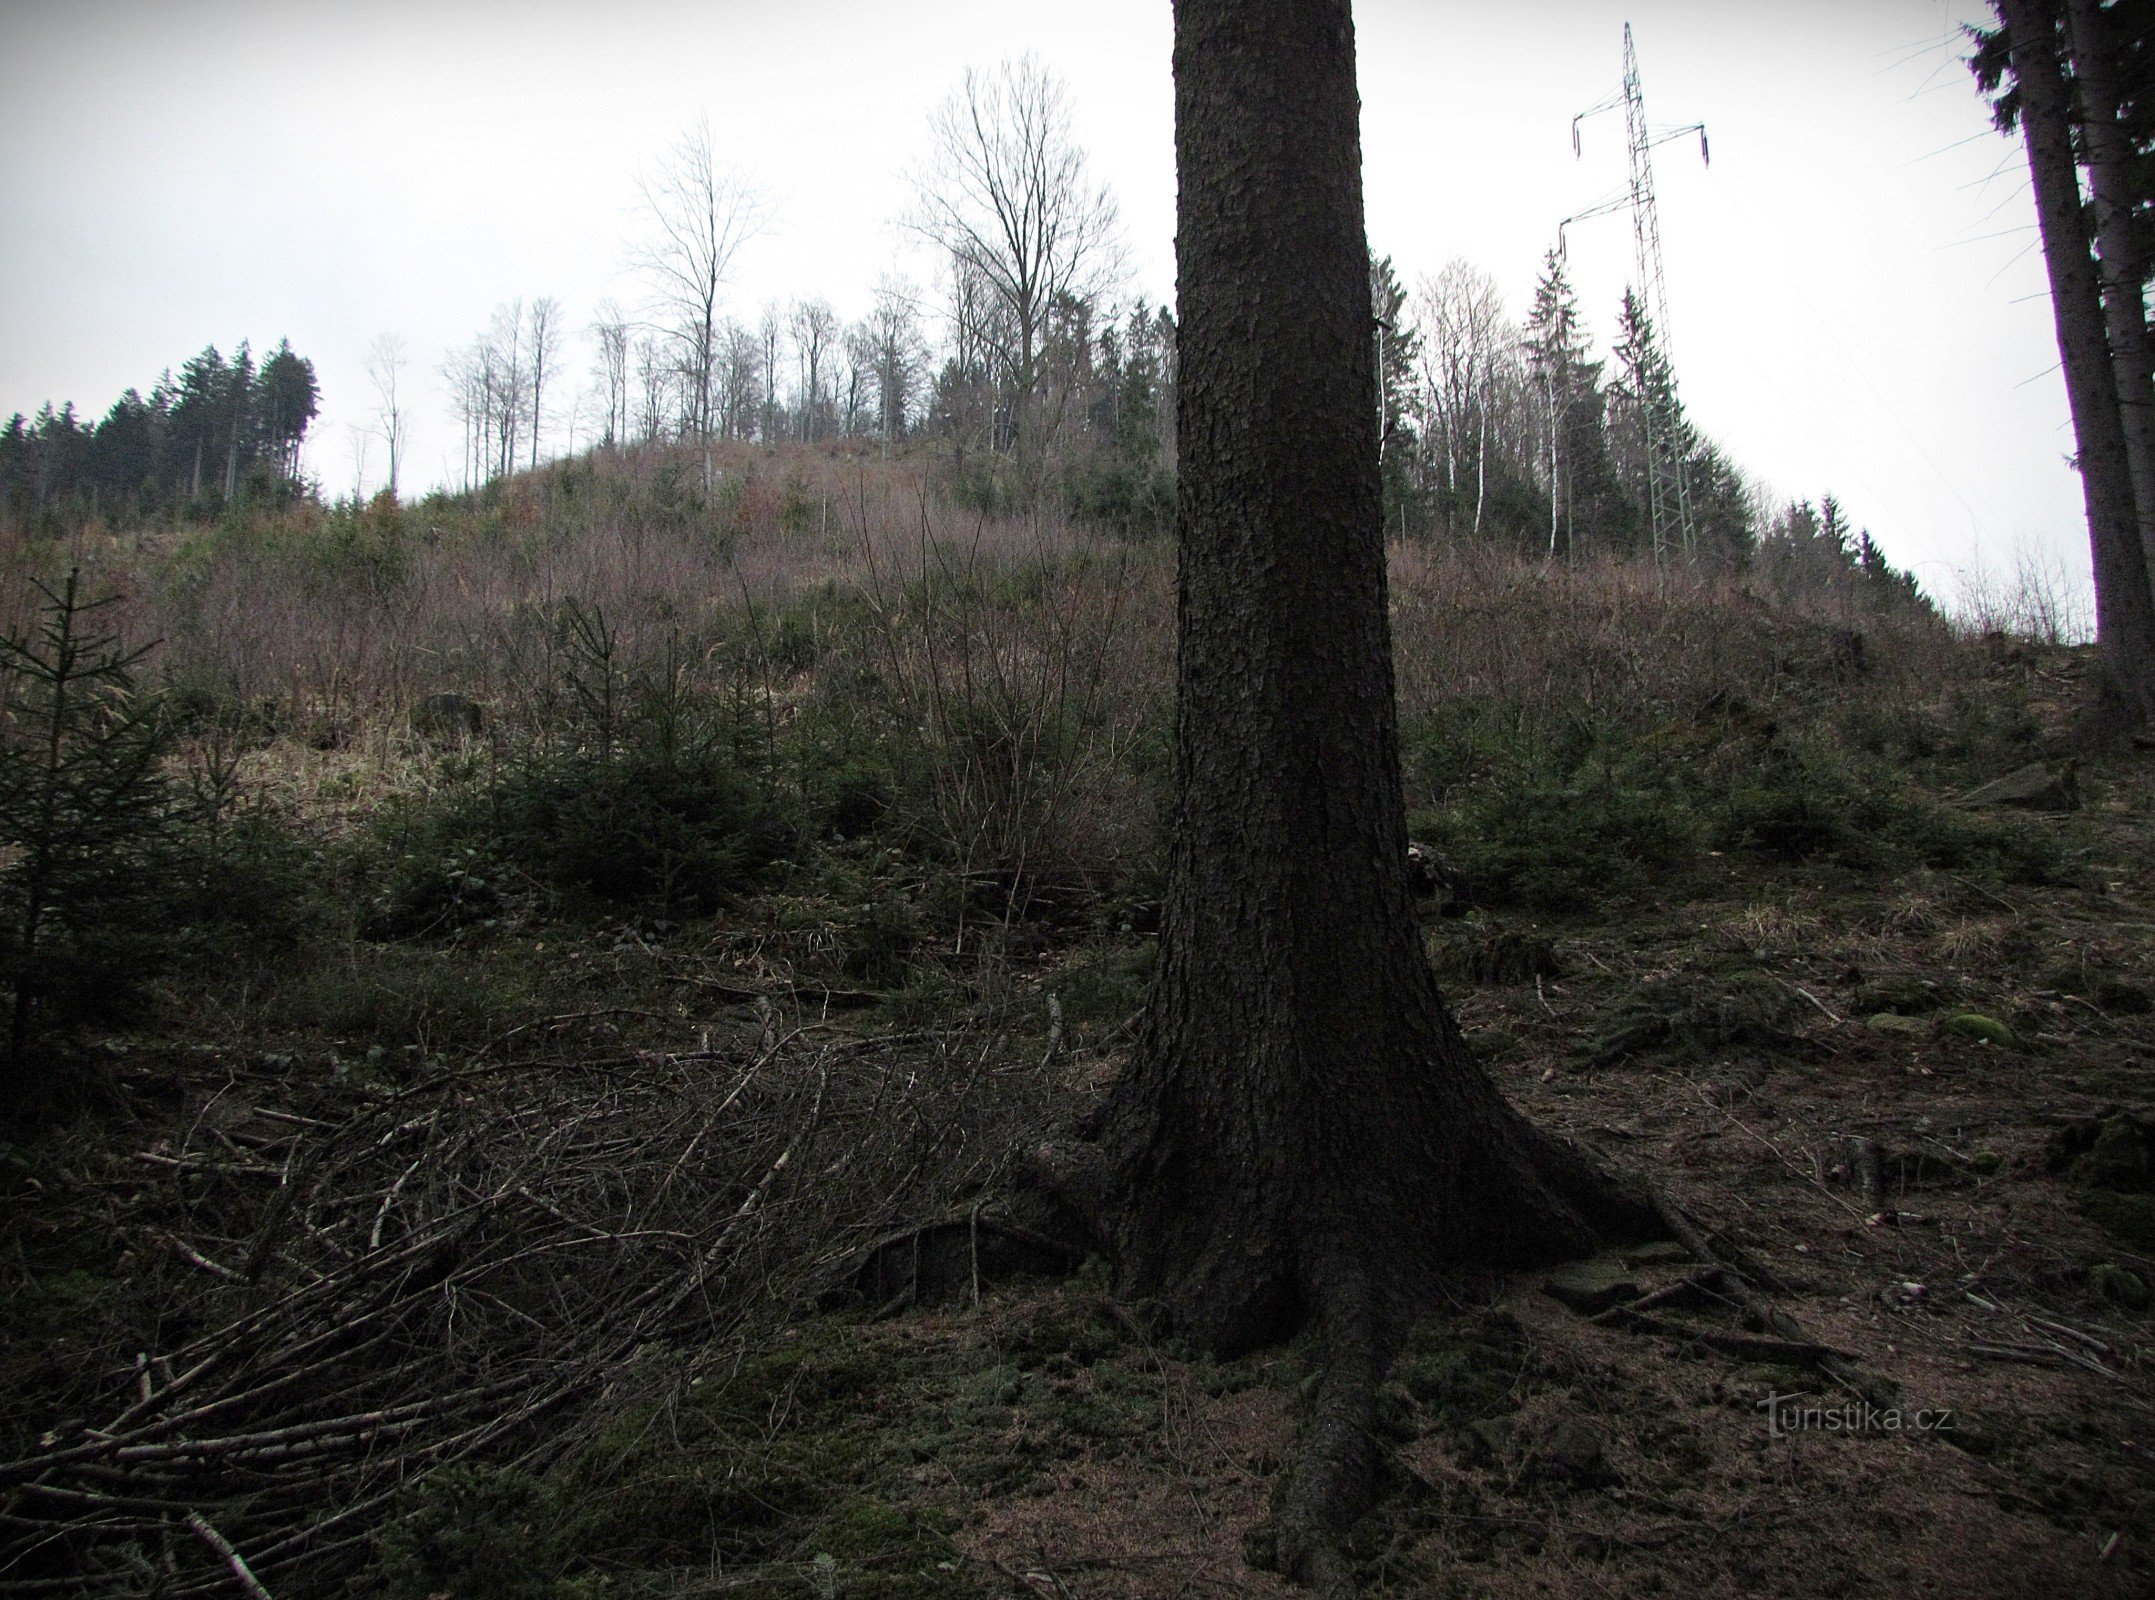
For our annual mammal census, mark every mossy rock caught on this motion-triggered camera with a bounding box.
[1940,1012,2022,1050]
[2050,1111,2155,1193]
[2080,1191,2155,1252]
[2089,1263,2150,1309]
[1866,1013,1930,1039]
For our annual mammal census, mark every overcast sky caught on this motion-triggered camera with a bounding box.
[0,0,2077,614]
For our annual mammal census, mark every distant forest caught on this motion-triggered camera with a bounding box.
[0,54,1931,620]
[440,250,1926,616]
[0,340,319,525]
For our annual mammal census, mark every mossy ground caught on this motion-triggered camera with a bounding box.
[368,1289,1288,1599]
[8,535,2155,1596]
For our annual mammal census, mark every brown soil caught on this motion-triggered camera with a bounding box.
[7,650,2153,1599]
[920,766,2155,1595]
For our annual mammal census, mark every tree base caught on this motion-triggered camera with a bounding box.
[1025,1010,1662,1589]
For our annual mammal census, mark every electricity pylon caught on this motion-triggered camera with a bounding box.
[1563,23,1708,565]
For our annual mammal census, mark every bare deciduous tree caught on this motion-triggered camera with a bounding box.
[632,119,767,484]
[364,334,407,500]
[489,300,527,480]
[633,333,672,445]
[911,56,1122,464]
[526,296,562,471]
[442,305,529,489]
[717,320,763,441]
[1417,261,1518,542]
[758,302,784,444]
[789,298,840,442]
[867,277,926,445]
[591,301,631,450]
[840,322,875,437]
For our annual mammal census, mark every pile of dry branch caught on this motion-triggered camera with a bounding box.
[3,1012,1045,1595]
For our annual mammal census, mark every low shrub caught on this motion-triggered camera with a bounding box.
[498,746,794,912]
[268,943,545,1057]
[368,744,794,933]
[375,1465,574,1600]
[1438,780,1699,913]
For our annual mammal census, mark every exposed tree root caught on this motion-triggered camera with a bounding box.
[1644,1183,1885,1403]
[1019,1110,1666,1594]
[1648,1182,1792,1293]
[1270,1274,1388,1596]
[829,1206,1089,1312]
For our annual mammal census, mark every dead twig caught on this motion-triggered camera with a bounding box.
[186,1512,275,1600]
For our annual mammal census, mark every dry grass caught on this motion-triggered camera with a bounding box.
[8,442,1955,756]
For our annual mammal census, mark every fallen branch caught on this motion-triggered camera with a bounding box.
[187,1511,275,1600]
[1605,1309,1855,1368]
[10,1023,1027,1592]
[1588,1270,1728,1325]
[1646,1184,1878,1400]
[157,1231,247,1284]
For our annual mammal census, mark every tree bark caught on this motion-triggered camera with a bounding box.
[1076,0,1656,1580]
[2064,0,2155,586]
[2000,0,2155,728]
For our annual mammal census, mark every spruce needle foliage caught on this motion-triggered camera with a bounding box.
[0,571,181,1078]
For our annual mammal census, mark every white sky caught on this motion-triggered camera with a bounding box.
[0,0,2079,612]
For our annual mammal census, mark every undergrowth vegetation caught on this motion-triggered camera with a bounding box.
[0,442,2071,1083]
[3,441,2143,1598]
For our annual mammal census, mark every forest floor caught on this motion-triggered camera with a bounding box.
[5,555,2154,1596]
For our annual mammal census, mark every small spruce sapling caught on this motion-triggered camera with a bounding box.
[0,571,179,1078]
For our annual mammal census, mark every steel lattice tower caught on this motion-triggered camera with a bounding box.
[1567,23,1707,565]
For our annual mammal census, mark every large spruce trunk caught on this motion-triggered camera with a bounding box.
[2064,0,2155,586]
[1081,0,1654,1579]
[1999,0,2155,727]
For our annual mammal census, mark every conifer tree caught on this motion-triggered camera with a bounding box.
[1054,5,1658,1582]
[257,340,320,482]
[1369,254,1423,535]
[1980,0,2155,727]
[0,572,180,1077]
[1524,251,1624,559]
[1611,288,1696,562]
